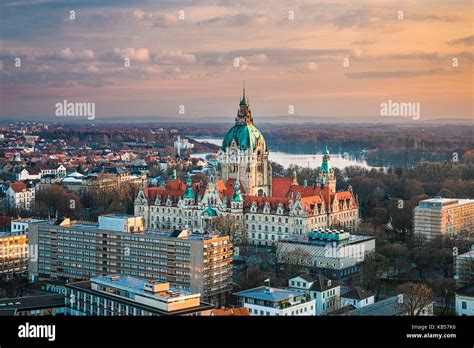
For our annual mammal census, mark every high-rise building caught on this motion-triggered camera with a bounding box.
[414,197,474,241]
[66,275,214,316]
[28,215,232,306]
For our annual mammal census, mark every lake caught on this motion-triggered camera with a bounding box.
[190,137,380,170]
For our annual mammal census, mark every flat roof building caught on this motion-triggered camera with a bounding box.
[276,228,375,279]
[66,275,213,316]
[233,286,316,316]
[0,294,66,316]
[414,197,474,241]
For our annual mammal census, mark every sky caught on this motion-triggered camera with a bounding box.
[0,0,472,121]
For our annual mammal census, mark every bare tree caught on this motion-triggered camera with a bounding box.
[214,214,247,244]
[397,282,434,316]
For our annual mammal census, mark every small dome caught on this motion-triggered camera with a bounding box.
[201,204,218,217]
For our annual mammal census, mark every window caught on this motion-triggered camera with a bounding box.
[462,301,467,309]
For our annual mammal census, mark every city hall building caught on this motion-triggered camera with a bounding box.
[135,88,359,245]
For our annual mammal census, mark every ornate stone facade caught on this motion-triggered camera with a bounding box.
[134,88,359,245]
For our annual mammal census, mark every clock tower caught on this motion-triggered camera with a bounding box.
[219,85,272,196]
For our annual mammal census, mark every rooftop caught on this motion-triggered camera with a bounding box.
[455,283,474,297]
[342,287,374,300]
[281,229,373,246]
[347,296,401,316]
[290,273,339,291]
[417,197,474,208]
[37,217,225,241]
[0,294,65,311]
[91,275,199,303]
[233,286,305,303]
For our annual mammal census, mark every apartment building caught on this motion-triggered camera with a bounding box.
[0,232,28,279]
[6,182,35,211]
[28,215,233,306]
[414,197,474,241]
[66,274,214,316]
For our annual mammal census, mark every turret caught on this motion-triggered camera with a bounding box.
[231,179,243,202]
[317,144,336,192]
[183,175,195,199]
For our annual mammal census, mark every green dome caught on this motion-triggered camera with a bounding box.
[222,124,266,152]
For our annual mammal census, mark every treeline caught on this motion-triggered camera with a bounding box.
[34,183,139,220]
[276,162,474,242]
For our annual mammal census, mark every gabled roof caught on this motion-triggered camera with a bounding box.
[455,283,474,297]
[290,273,339,292]
[9,182,28,193]
[309,274,339,292]
[342,287,374,300]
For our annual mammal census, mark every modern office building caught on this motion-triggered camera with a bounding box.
[0,232,28,279]
[66,275,214,316]
[276,228,375,279]
[233,286,316,316]
[414,197,474,241]
[28,215,233,306]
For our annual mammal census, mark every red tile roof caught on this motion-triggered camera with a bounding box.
[9,182,28,193]
[210,308,250,316]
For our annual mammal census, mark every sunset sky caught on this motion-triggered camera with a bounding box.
[0,0,472,120]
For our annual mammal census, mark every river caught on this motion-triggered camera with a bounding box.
[190,137,381,170]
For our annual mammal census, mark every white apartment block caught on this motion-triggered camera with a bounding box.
[414,197,474,241]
